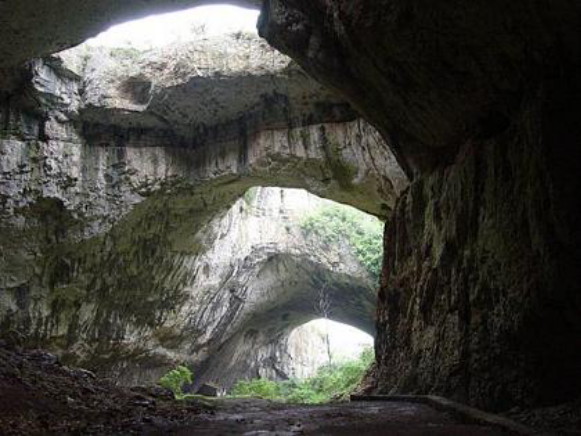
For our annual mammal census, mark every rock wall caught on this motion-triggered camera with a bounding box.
[259,0,581,410]
[377,87,581,410]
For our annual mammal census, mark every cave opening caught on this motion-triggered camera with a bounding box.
[228,318,374,403]
[286,319,374,380]
[184,186,382,396]
[82,4,260,50]
[4,0,580,433]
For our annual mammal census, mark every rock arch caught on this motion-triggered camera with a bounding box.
[2,0,581,413]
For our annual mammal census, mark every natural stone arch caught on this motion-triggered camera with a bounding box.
[185,252,376,391]
[0,26,406,384]
[38,187,379,386]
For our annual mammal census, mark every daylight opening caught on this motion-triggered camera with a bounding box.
[84,5,260,49]
[196,187,383,403]
[286,319,374,380]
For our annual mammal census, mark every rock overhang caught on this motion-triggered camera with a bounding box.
[57,33,356,136]
[0,0,263,68]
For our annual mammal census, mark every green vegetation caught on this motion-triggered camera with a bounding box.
[243,187,258,206]
[159,365,193,399]
[300,205,383,282]
[231,347,374,404]
[108,46,144,61]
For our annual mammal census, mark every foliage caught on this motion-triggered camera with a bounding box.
[108,46,144,61]
[230,347,374,404]
[242,187,258,206]
[230,378,281,399]
[158,365,193,399]
[300,205,383,282]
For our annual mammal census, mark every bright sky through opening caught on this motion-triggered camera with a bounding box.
[85,5,260,49]
[306,319,374,360]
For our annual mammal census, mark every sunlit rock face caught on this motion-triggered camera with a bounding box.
[60,34,353,135]
[0,28,405,385]
[260,0,581,410]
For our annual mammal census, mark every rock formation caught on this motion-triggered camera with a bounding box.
[1,0,580,416]
[0,32,398,387]
[121,186,378,389]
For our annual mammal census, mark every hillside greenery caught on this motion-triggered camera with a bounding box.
[300,205,383,282]
[230,347,373,404]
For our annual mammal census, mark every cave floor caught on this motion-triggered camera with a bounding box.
[149,398,509,435]
[0,346,543,435]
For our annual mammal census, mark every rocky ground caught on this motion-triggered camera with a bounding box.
[1,344,578,435]
[0,344,210,434]
[159,399,510,435]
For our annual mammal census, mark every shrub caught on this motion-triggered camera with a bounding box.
[230,347,374,404]
[159,365,193,399]
[230,378,282,399]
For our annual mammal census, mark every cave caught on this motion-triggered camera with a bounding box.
[1,0,580,434]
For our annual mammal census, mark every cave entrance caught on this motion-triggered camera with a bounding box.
[189,186,382,399]
[2,0,404,401]
[82,4,260,49]
[227,318,375,403]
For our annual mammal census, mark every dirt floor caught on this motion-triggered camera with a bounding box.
[0,344,578,435]
[157,398,511,435]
